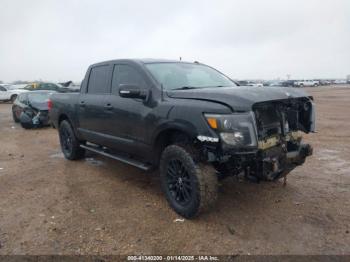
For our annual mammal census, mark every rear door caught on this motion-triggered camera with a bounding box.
[78,63,113,146]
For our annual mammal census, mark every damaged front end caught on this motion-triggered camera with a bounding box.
[208,97,315,181]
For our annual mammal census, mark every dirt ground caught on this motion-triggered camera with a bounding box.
[0,86,349,255]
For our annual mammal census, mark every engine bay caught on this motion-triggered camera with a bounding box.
[253,97,315,141]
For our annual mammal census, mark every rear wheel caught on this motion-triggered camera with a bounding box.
[160,144,218,218]
[59,120,85,160]
[10,95,17,103]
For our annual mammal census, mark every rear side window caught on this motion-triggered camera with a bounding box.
[0,86,6,91]
[112,64,146,91]
[88,65,110,94]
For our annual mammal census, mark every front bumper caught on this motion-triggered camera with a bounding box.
[259,143,313,180]
[206,139,313,181]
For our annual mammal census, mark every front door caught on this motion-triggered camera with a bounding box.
[104,63,153,157]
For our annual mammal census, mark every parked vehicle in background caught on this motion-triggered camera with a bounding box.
[24,82,62,91]
[247,82,263,87]
[0,84,27,102]
[0,83,12,89]
[237,80,249,86]
[294,80,319,87]
[263,81,281,87]
[12,91,54,129]
[24,82,79,93]
[50,59,315,218]
[319,80,331,86]
[7,84,28,90]
[281,80,296,87]
[333,79,347,84]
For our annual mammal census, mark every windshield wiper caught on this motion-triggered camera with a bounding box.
[172,86,199,90]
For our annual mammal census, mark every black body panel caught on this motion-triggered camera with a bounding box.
[50,59,315,169]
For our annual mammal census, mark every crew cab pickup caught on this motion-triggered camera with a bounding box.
[50,59,315,218]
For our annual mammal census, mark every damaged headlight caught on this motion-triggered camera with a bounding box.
[204,112,258,147]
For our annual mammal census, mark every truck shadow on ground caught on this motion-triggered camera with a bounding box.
[62,150,301,223]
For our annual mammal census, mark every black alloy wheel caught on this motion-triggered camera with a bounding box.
[167,159,193,205]
[59,120,85,160]
[160,144,218,218]
[60,125,73,155]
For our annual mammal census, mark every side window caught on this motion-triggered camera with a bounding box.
[112,64,146,91]
[87,65,110,94]
[39,83,48,90]
[44,84,58,90]
[0,86,6,91]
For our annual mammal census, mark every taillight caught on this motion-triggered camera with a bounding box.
[47,99,53,111]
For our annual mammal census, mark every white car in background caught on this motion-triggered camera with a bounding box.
[7,84,27,90]
[333,79,347,84]
[294,80,320,87]
[0,84,27,102]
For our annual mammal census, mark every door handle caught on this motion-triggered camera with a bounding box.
[79,101,86,107]
[104,104,113,110]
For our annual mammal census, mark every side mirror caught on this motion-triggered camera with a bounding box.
[119,84,147,99]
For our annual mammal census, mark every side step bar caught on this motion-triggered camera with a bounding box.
[80,144,152,171]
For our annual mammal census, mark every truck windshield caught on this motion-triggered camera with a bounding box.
[145,62,236,90]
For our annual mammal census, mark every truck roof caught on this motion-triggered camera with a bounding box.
[90,58,196,67]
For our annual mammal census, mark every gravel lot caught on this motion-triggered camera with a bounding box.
[0,86,349,255]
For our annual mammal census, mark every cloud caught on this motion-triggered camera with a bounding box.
[0,0,349,82]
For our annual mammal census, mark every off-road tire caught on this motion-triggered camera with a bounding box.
[160,144,218,218]
[59,120,85,160]
[12,110,19,123]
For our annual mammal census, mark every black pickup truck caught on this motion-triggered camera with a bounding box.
[50,59,315,218]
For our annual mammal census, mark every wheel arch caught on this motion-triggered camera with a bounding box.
[58,113,71,126]
[57,113,81,138]
[152,123,198,166]
[10,94,18,101]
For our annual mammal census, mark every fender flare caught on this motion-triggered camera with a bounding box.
[151,120,199,147]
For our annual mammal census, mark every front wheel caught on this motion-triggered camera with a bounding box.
[12,109,20,123]
[160,144,218,218]
[59,120,85,160]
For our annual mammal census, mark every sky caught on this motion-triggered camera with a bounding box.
[0,0,349,82]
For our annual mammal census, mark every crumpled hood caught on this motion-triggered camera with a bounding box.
[167,86,309,111]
